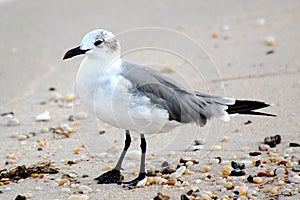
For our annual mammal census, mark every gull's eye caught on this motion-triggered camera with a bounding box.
[94,40,104,46]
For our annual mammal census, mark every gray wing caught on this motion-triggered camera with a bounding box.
[120,59,232,126]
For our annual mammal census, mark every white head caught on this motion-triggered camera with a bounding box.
[63,29,120,60]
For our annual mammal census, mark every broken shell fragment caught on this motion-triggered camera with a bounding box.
[169,166,186,179]
[36,111,51,121]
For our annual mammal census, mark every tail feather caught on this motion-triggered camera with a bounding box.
[227,100,276,117]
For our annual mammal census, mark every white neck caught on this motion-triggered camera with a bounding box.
[75,50,121,109]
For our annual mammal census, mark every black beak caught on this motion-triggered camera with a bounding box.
[63,46,89,60]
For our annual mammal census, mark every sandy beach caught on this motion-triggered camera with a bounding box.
[0,0,299,199]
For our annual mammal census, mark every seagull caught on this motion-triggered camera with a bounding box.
[63,29,275,187]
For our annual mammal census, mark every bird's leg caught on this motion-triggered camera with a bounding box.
[95,130,131,184]
[122,134,147,187]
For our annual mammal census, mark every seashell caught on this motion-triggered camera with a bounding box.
[169,166,186,179]
[36,111,50,121]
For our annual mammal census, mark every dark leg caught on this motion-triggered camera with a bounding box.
[122,134,147,187]
[95,130,131,184]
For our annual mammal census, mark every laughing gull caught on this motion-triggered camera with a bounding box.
[63,29,275,187]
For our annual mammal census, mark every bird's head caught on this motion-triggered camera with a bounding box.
[63,29,120,60]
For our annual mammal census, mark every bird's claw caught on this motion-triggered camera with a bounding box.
[121,173,147,188]
[94,169,122,184]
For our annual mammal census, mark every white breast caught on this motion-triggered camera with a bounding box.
[76,57,177,134]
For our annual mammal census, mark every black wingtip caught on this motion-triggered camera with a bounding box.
[227,100,276,117]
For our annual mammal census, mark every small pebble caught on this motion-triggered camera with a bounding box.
[161,161,170,168]
[211,32,219,39]
[68,115,75,122]
[74,147,83,154]
[249,152,261,156]
[35,187,42,190]
[224,182,234,190]
[277,180,285,186]
[202,166,211,173]
[239,186,248,196]
[211,145,222,151]
[18,135,28,141]
[222,165,234,176]
[230,169,246,176]
[221,136,229,142]
[6,118,20,126]
[244,120,252,125]
[264,187,278,195]
[248,176,263,184]
[58,179,70,186]
[36,111,51,121]
[195,179,201,184]
[264,36,275,46]
[209,158,220,164]
[259,144,270,151]
[185,161,194,167]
